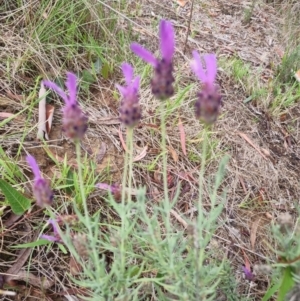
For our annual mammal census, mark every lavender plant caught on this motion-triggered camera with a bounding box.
[24,18,234,301]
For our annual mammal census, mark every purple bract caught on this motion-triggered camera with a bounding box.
[117,63,141,128]
[40,219,62,243]
[191,51,222,124]
[43,72,88,139]
[26,155,53,207]
[131,20,175,100]
[242,266,255,281]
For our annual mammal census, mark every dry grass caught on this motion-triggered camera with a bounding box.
[1,0,300,300]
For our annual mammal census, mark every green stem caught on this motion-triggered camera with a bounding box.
[76,142,89,220]
[195,126,209,300]
[121,130,130,205]
[160,103,169,203]
[120,127,133,271]
[127,128,134,202]
[160,103,171,235]
[198,127,208,218]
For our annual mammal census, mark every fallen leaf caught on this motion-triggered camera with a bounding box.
[178,118,187,156]
[4,226,39,285]
[5,90,23,101]
[37,82,48,140]
[265,212,273,219]
[45,104,54,136]
[242,249,251,272]
[294,70,300,82]
[0,112,15,121]
[169,146,179,163]
[133,145,148,162]
[238,132,268,160]
[176,0,188,7]
[153,170,162,183]
[0,289,16,297]
[261,147,271,157]
[250,218,261,250]
[170,209,188,228]
[7,271,53,289]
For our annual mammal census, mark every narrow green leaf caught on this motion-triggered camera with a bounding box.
[278,266,295,301]
[261,282,281,301]
[11,239,51,249]
[101,62,110,79]
[0,179,31,215]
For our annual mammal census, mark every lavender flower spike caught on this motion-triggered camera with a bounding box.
[43,72,88,139]
[191,51,222,124]
[40,219,62,243]
[131,19,175,100]
[117,63,141,127]
[26,155,53,207]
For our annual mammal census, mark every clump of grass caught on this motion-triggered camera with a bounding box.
[276,45,300,84]
[261,211,300,301]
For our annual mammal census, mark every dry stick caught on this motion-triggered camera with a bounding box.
[183,0,195,54]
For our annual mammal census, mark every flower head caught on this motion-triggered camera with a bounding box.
[96,182,121,201]
[242,266,255,281]
[43,72,88,139]
[191,51,222,124]
[26,155,53,207]
[40,219,62,243]
[117,63,141,128]
[131,20,175,100]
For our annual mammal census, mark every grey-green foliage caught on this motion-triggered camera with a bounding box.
[277,45,300,84]
[61,157,235,301]
[262,211,300,300]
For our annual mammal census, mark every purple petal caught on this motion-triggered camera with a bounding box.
[191,51,207,82]
[48,219,59,235]
[116,84,128,97]
[121,63,134,85]
[26,155,41,179]
[131,43,157,66]
[203,54,217,84]
[159,20,175,62]
[40,234,59,242]
[242,266,254,281]
[96,183,111,191]
[132,76,140,92]
[43,80,68,104]
[65,72,77,105]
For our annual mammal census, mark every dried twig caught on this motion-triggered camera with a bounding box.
[183,0,194,54]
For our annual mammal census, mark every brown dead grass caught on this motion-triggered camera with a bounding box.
[1,0,300,300]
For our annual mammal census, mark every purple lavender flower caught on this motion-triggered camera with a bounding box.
[242,266,255,281]
[96,182,121,201]
[26,155,53,207]
[131,20,175,100]
[40,219,62,243]
[191,51,222,124]
[43,72,88,139]
[117,63,141,127]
